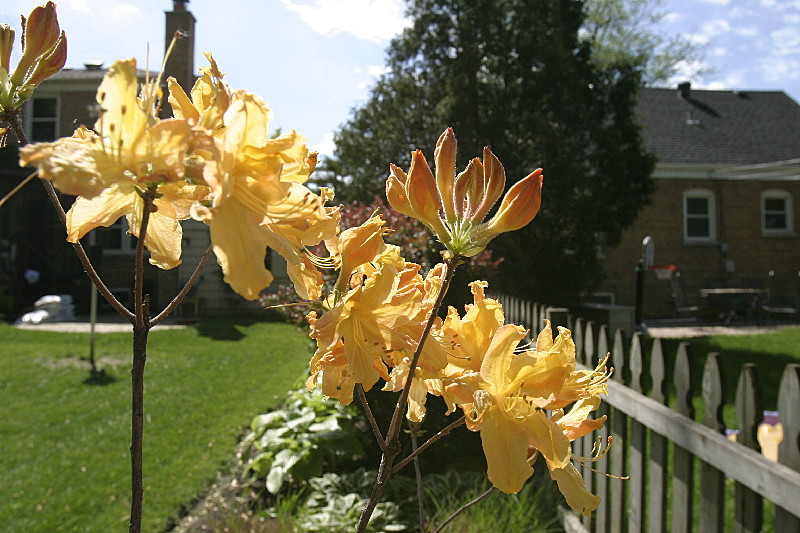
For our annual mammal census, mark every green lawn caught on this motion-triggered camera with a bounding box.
[657,326,800,427]
[0,317,312,532]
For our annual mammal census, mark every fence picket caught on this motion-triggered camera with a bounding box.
[671,344,694,533]
[595,325,610,533]
[494,294,800,531]
[609,330,628,533]
[734,365,763,533]
[776,364,800,531]
[628,334,645,533]
[647,339,667,533]
[700,354,725,533]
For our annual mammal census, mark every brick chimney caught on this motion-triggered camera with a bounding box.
[164,0,195,93]
[678,81,691,99]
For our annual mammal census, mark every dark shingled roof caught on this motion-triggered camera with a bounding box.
[636,86,800,166]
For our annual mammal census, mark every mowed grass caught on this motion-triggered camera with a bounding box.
[0,317,312,533]
[658,326,800,427]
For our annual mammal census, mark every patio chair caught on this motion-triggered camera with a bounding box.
[669,274,700,319]
[761,276,799,322]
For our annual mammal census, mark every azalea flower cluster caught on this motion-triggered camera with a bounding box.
[19,54,338,301]
[303,129,609,515]
[14,22,609,513]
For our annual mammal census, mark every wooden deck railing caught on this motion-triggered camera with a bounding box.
[493,294,800,533]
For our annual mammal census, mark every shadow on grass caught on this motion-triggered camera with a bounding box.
[195,315,272,341]
[82,367,117,386]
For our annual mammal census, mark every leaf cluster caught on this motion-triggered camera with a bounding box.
[243,386,366,495]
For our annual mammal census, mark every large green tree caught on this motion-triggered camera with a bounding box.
[325,0,657,305]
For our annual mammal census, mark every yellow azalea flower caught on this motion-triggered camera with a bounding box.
[457,323,572,494]
[386,128,543,258]
[309,262,420,392]
[305,338,357,406]
[18,59,198,269]
[167,53,231,134]
[327,214,390,295]
[20,59,193,199]
[189,88,337,300]
[0,1,67,111]
[439,280,505,374]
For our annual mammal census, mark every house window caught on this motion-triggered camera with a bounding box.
[761,190,794,235]
[97,218,135,253]
[683,189,716,242]
[28,97,59,141]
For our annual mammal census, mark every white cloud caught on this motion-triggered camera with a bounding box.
[771,26,800,56]
[710,46,728,57]
[687,19,730,45]
[701,71,747,90]
[762,56,800,82]
[280,0,410,43]
[312,132,337,158]
[734,26,759,38]
[698,0,730,4]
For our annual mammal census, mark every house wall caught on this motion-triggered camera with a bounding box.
[598,174,800,318]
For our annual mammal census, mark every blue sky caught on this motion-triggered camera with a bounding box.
[2,0,799,158]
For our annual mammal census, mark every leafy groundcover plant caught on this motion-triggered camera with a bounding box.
[1,3,615,532]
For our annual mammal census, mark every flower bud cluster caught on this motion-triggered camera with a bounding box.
[0,2,67,111]
[387,128,543,258]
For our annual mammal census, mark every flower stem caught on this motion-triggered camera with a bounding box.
[129,187,156,533]
[355,255,460,533]
[392,416,466,475]
[431,486,496,533]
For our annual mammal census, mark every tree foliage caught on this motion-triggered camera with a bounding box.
[326,0,657,304]
[582,0,708,85]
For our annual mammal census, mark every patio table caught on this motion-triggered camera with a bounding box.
[699,288,767,325]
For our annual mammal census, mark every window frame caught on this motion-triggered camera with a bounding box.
[24,96,60,142]
[761,189,794,236]
[683,189,716,243]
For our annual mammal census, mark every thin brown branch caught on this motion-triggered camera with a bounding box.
[0,170,37,209]
[386,256,459,440]
[129,188,155,533]
[355,255,460,533]
[431,486,496,533]
[149,244,213,327]
[410,422,427,532]
[392,416,466,475]
[357,384,386,451]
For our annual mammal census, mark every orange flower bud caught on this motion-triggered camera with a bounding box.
[484,168,543,235]
[386,163,416,218]
[453,157,482,220]
[11,2,63,86]
[434,127,457,222]
[405,150,450,241]
[0,24,14,72]
[471,147,506,223]
[25,30,66,86]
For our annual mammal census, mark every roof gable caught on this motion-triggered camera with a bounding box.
[637,86,800,166]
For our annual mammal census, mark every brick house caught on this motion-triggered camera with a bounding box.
[0,1,290,318]
[597,82,800,319]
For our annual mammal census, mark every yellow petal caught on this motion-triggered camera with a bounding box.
[480,409,533,494]
[206,197,273,300]
[65,185,135,242]
[479,324,526,393]
[550,464,601,516]
[525,409,572,470]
